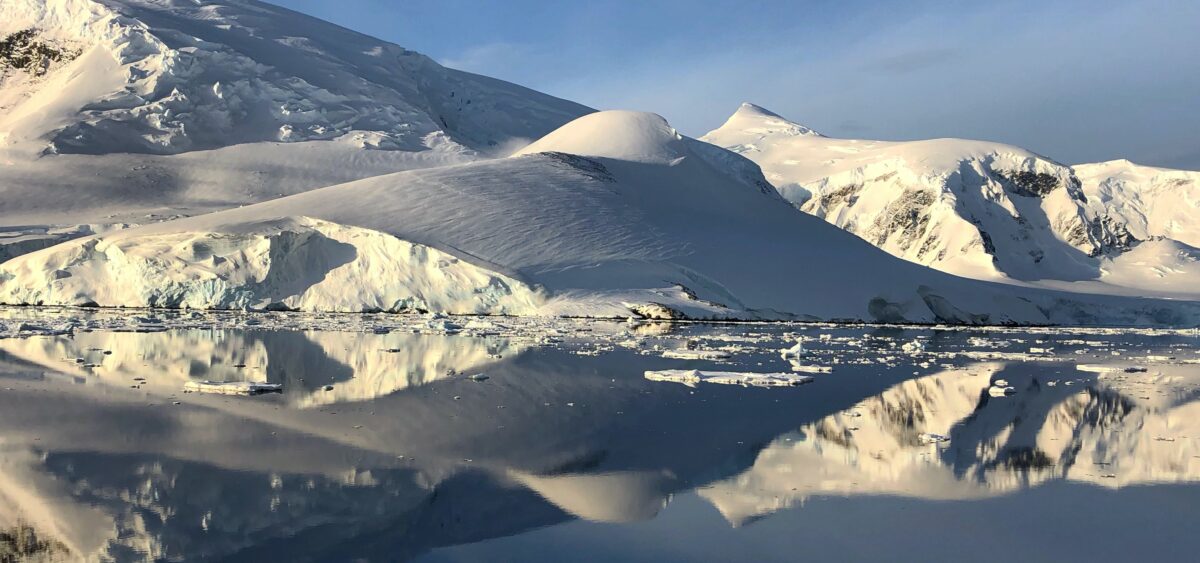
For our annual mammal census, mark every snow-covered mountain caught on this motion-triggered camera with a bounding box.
[1074,159,1200,248]
[3,110,1198,325]
[0,0,592,253]
[702,104,1200,299]
[0,0,589,155]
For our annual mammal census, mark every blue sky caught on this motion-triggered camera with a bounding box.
[273,0,1200,169]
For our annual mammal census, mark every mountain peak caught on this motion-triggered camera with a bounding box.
[735,102,786,119]
[729,102,796,121]
[702,103,823,144]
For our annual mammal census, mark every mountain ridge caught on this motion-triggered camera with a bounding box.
[702,103,1200,299]
[0,0,594,257]
[0,0,592,155]
[4,109,1199,325]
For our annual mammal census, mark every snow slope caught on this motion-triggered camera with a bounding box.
[0,0,590,155]
[0,0,592,250]
[1075,159,1200,248]
[3,110,1198,325]
[702,104,1200,299]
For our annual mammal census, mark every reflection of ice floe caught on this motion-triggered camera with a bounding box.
[0,329,526,406]
[700,361,1200,526]
[645,369,814,388]
[1077,364,1148,374]
[183,381,282,395]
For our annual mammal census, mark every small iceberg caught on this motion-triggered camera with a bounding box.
[1076,364,1148,374]
[644,369,814,388]
[662,349,731,360]
[780,339,806,359]
[788,360,832,374]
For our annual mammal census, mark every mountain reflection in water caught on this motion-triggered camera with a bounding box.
[0,324,1198,561]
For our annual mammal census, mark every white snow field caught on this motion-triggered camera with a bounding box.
[0,0,591,249]
[703,104,1200,300]
[3,110,1199,325]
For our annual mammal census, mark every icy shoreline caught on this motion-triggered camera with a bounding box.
[2,305,1198,343]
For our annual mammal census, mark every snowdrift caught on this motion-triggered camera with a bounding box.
[3,111,1198,325]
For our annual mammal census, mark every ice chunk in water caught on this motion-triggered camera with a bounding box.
[780,339,806,359]
[644,369,813,388]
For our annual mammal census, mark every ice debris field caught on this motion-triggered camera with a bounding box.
[3,306,1199,402]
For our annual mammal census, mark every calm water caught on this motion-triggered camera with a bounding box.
[1,314,1198,562]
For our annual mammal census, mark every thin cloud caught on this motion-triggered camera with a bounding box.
[439,42,531,74]
[859,47,957,75]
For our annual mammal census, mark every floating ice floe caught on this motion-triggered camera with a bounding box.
[644,369,814,388]
[1076,364,1149,374]
[183,381,283,396]
[424,319,464,334]
[901,339,926,354]
[788,360,833,374]
[661,350,731,360]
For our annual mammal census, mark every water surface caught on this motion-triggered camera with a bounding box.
[1,311,1198,562]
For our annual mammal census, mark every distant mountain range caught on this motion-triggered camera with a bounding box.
[703,103,1200,300]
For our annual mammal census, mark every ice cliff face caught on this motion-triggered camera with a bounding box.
[0,217,544,314]
[0,0,591,155]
